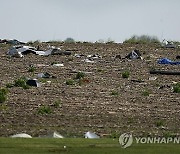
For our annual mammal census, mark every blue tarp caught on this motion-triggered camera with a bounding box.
[158,58,180,65]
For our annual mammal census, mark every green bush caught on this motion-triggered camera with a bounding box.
[53,100,62,108]
[14,78,26,87]
[0,88,8,103]
[124,35,160,44]
[75,72,85,79]
[64,37,75,43]
[66,79,75,85]
[0,88,8,95]
[28,66,36,73]
[142,89,150,96]
[38,106,51,114]
[14,77,30,89]
[173,83,180,93]
[6,83,14,88]
[0,94,6,103]
[155,120,164,127]
[122,71,130,78]
[111,90,119,96]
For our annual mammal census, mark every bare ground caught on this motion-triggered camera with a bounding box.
[0,42,180,137]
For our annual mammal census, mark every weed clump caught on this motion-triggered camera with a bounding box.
[53,100,62,108]
[142,89,150,96]
[75,72,85,79]
[111,90,119,96]
[173,83,180,93]
[38,106,51,114]
[14,77,30,89]
[122,71,130,78]
[28,66,36,73]
[155,120,164,127]
[0,88,8,103]
[66,79,75,85]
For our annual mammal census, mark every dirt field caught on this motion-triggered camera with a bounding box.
[0,42,180,137]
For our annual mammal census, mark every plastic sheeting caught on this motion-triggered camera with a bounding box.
[158,58,180,65]
[52,132,64,138]
[26,79,40,87]
[85,131,100,139]
[7,45,71,57]
[10,133,32,138]
[125,50,142,59]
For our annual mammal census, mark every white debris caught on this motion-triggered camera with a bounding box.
[10,133,32,138]
[7,45,66,57]
[149,77,157,81]
[85,131,100,139]
[82,59,95,63]
[51,131,64,138]
[75,54,84,58]
[52,63,64,67]
[87,54,102,59]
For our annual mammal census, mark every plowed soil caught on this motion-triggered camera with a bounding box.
[0,42,180,137]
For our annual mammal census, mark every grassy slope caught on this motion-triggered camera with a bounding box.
[0,138,179,154]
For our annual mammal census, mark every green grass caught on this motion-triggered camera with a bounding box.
[37,106,52,114]
[53,100,62,108]
[111,90,119,96]
[75,72,85,79]
[173,83,180,93]
[28,66,36,73]
[0,138,179,154]
[14,77,30,89]
[66,79,75,85]
[122,71,130,78]
[0,88,8,103]
[142,89,150,96]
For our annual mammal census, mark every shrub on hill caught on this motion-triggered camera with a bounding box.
[124,35,160,44]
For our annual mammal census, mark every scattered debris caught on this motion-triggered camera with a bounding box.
[52,63,64,67]
[150,70,180,75]
[37,73,51,78]
[82,59,95,63]
[51,47,71,55]
[37,72,56,79]
[158,58,180,65]
[149,77,157,81]
[159,85,171,89]
[125,49,142,59]
[10,133,32,138]
[0,39,25,45]
[85,131,100,139]
[48,131,64,138]
[7,45,71,57]
[8,45,38,56]
[74,54,85,58]
[176,56,180,59]
[52,132,64,138]
[131,79,145,83]
[87,54,102,59]
[35,64,49,67]
[115,55,121,59]
[26,79,40,87]
[162,40,176,48]
[40,132,64,138]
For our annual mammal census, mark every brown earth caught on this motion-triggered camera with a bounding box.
[0,42,180,137]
